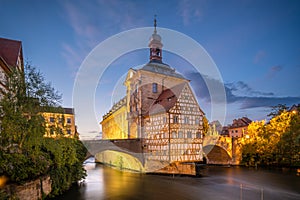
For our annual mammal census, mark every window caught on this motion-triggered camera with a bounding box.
[50,117,55,123]
[59,117,63,124]
[187,131,192,138]
[67,129,71,135]
[173,116,179,123]
[178,131,183,138]
[196,132,202,139]
[195,118,200,125]
[184,117,189,124]
[163,117,167,123]
[67,118,72,124]
[152,83,158,93]
[172,131,177,138]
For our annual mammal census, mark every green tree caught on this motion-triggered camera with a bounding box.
[202,116,209,136]
[0,63,87,198]
[241,120,266,166]
[276,108,300,166]
[241,105,299,167]
[0,63,62,151]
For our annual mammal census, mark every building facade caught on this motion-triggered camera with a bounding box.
[101,97,128,139]
[42,108,77,138]
[228,117,252,138]
[101,19,206,164]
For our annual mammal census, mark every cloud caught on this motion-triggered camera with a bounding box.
[266,65,283,79]
[177,0,204,26]
[226,81,274,97]
[254,50,266,64]
[239,96,300,109]
[184,71,300,109]
[60,0,145,74]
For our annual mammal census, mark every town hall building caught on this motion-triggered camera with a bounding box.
[101,19,206,164]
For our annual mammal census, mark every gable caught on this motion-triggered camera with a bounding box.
[170,84,204,115]
[147,83,186,115]
[0,38,23,69]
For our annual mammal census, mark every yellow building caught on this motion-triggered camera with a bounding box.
[42,107,77,138]
[101,98,128,139]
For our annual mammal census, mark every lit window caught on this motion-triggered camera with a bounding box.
[178,131,183,138]
[172,131,177,138]
[152,83,158,93]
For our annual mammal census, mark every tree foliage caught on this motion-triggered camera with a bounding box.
[202,116,209,136]
[0,63,87,197]
[241,107,300,167]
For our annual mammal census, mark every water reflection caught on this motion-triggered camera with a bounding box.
[58,158,300,200]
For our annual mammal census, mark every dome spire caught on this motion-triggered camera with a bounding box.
[154,14,157,34]
[149,15,163,62]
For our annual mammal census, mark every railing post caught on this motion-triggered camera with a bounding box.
[240,184,243,200]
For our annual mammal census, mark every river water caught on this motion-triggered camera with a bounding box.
[57,158,300,200]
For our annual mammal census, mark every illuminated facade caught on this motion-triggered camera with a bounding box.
[42,108,77,138]
[101,19,205,163]
[101,98,128,139]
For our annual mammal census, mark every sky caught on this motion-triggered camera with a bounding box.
[1,0,300,138]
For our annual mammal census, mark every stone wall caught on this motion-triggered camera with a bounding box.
[149,161,197,176]
[4,176,51,200]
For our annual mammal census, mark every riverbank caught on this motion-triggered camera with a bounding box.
[0,138,87,200]
[1,176,51,200]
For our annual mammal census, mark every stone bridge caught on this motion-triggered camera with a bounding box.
[82,139,145,171]
[82,136,243,173]
[203,136,242,165]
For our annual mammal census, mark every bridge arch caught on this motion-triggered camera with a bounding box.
[203,145,232,165]
[94,150,144,172]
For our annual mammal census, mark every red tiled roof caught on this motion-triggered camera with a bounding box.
[230,117,252,128]
[0,37,22,67]
[147,83,186,115]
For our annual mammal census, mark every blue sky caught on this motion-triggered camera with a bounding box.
[1,0,300,137]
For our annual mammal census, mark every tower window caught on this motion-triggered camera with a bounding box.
[173,116,179,123]
[156,48,160,56]
[152,83,158,93]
